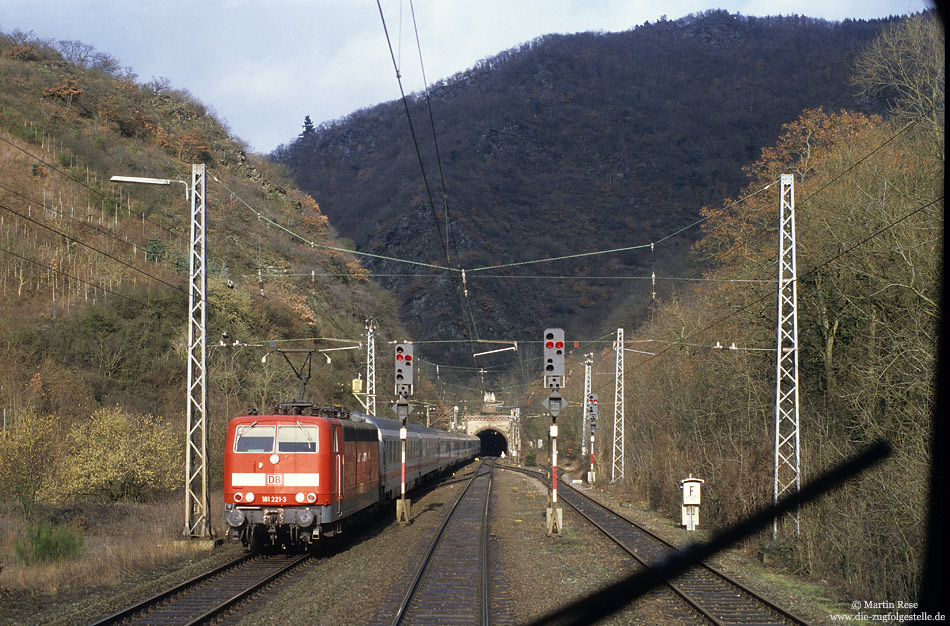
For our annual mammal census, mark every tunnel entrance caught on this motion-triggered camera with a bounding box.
[477,429,508,457]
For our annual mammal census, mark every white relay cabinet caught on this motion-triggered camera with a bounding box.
[681,475,704,531]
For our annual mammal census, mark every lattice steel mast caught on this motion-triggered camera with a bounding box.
[184,163,210,538]
[773,174,801,540]
[582,353,592,455]
[365,320,377,416]
[611,328,625,482]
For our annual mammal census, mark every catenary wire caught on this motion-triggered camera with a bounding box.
[0,181,147,252]
[375,0,451,267]
[1,246,151,307]
[395,0,482,356]
[0,201,188,295]
[0,133,181,237]
[630,195,943,372]
[206,170,450,271]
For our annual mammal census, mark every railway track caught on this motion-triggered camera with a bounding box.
[504,465,811,626]
[386,458,503,626]
[90,551,311,625]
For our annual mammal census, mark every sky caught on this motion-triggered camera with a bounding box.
[0,1,933,154]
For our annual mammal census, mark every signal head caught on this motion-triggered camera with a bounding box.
[543,328,565,388]
[394,342,414,395]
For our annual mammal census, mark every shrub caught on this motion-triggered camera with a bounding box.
[63,406,181,502]
[0,407,59,519]
[525,449,537,467]
[14,522,84,564]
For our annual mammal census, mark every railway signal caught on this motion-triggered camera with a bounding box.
[394,342,414,396]
[396,416,411,524]
[542,328,565,536]
[393,341,414,524]
[587,393,598,484]
[391,397,413,423]
[541,391,565,421]
[543,328,565,389]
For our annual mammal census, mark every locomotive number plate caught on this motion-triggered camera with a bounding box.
[266,474,283,485]
[261,495,287,504]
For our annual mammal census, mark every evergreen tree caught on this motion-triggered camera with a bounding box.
[300,115,316,138]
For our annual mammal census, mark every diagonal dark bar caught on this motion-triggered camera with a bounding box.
[526,439,891,626]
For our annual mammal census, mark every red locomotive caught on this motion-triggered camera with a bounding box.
[223,406,479,547]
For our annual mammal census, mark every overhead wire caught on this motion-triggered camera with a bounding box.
[376,0,483,361]
[199,173,785,283]
[1,246,150,307]
[374,0,451,267]
[466,242,654,273]
[677,108,938,288]
[407,0,482,354]
[591,109,942,379]
[0,181,145,253]
[0,133,182,238]
[629,195,943,372]
[409,0,452,255]
[212,130,909,391]
[206,170,450,271]
[0,201,189,295]
[18,42,918,402]
[459,178,782,275]
[595,109,940,370]
[241,271,773,282]
[797,109,935,208]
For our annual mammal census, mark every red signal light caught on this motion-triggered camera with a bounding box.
[546,341,554,348]
[555,341,564,349]
[396,354,404,360]
[405,354,412,361]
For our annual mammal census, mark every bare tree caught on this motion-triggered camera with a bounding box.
[56,39,97,67]
[852,13,945,158]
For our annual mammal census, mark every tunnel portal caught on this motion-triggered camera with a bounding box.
[477,429,508,457]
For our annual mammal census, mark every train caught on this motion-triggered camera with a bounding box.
[223,405,480,547]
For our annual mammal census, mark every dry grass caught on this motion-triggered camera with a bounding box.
[0,492,222,596]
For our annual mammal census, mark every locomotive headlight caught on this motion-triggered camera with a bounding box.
[297,508,315,527]
[295,492,305,503]
[245,492,255,503]
[226,508,246,527]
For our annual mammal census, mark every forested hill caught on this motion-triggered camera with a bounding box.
[0,29,408,429]
[275,10,894,357]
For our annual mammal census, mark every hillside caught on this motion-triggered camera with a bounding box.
[275,10,895,361]
[0,29,413,448]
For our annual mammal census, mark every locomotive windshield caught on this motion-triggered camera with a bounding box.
[234,424,275,452]
[278,424,319,453]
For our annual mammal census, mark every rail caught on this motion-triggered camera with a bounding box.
[390,458,495,626]
[89,552,310,625]
[502,465,812,626]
